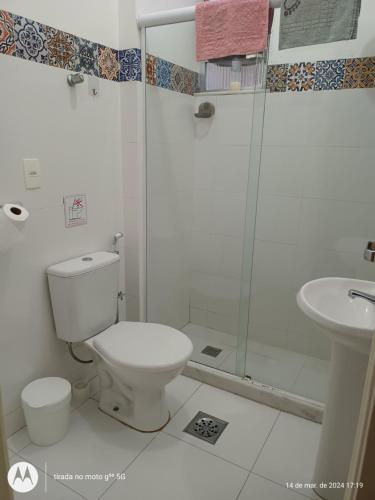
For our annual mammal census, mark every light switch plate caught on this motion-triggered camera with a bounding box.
[23,159,41,189]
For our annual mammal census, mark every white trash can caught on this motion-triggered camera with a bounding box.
[21,377,71,446]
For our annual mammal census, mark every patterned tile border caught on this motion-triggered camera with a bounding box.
[146,53,199,95]
[0,10,127,82]
[267,56,375,93]
[2,10,375,95]
[0,10,16,55]
[0,9,198,93]
[119,48,141,82]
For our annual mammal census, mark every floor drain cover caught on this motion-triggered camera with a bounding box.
[201,346,222,358]
[183,411,229,445]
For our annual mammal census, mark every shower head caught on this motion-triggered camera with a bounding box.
[67,73,85,87]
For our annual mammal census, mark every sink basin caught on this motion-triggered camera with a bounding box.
[297,278,372,500]
[298,277,375,353]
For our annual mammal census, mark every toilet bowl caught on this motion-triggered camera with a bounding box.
[47,252,193,433]
[85,322,193,431]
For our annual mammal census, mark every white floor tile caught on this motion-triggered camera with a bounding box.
[17,399,155,499]
[253,412,321,498]
[9,454,83,500]
[164,384,279,470]
[238,474,310,500]
[292,357,330,403]
[7,427,31,453]
[165,375,202,417]
[102,433,248,500]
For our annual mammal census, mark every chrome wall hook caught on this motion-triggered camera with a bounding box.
[67,73,85,87]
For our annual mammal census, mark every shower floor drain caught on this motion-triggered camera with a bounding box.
[183,411,229,445]
[201,345,222,358]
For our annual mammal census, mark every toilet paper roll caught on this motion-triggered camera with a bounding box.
[0,203,29,253]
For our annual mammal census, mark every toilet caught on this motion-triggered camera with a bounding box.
[47,252,193,432]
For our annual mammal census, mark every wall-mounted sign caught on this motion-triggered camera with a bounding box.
[63,194,87,228]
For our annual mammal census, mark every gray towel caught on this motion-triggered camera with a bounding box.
[279,0,362,50]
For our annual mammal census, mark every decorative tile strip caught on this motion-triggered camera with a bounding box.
[46,27,76,71]
[74,37,99,77]
[267,56,375,93]
[146,53,200,96]
[315,59,345,91]
[287,62,315,92]
[0,10,119,81]
[13,14,48,64]
[266,64,288,92]
[343,57,375,89]
[98,45,119,81]
[119,48,142,82]
[0,10,16,55]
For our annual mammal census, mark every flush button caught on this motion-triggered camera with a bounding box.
[82,257,93,262]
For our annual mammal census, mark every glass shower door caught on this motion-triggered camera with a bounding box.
[145,21,269,378]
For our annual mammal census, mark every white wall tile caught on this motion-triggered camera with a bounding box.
[263,90,375,148]
[215,94,254,146]
[303,147,375,203]
[259,146,305,198]
[255,196,301,245]
[299,198,375,253]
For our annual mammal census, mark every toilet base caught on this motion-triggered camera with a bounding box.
[98,387,170,432]
[98,404,171,433]
[94,358,172,432]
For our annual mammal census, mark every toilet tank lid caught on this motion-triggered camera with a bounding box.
[21,377,71,409]
[47,251,120,278]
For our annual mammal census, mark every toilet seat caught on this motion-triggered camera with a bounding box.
[91,322,193,372]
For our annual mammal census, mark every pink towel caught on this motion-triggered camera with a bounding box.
[196,0,270,61]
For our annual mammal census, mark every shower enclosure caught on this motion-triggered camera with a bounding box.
[143,17,330,406]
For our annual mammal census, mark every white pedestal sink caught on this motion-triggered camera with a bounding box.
[297,278,373,500]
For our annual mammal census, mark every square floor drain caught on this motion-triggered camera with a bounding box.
[201,345,222,358]
[183,411,229,445]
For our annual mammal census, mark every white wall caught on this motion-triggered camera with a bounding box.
[0,3,123,436]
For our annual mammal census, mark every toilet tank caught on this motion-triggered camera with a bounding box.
[47,252,120,342]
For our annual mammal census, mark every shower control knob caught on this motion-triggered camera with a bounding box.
[195,102,215,119]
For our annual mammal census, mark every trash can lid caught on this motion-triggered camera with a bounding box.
[21,377,71,409]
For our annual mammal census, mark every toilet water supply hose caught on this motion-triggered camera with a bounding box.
[67,342,94,364]
[67,285,125,364]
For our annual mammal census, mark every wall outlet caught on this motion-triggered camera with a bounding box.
[23,159,41,189]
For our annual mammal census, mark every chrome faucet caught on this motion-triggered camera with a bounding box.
[348,289,375,306]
